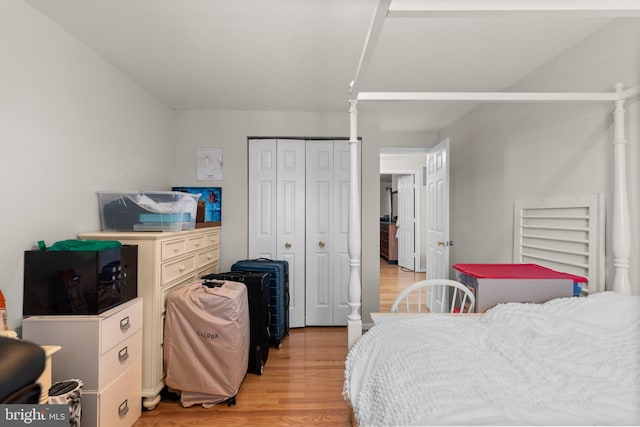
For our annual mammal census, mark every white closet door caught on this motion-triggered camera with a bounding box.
[248,139,277,258]
[249,139,306,328]
[332,140,350,325]
[397,174,415,271]
[250,138,350,327]
[306,140,333,325]
[305,140,350,326]
[276,140,306,328]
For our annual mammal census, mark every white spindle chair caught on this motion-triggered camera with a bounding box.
[389,279,476,313]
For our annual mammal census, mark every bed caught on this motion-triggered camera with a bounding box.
[345,292,640,426]
[342,1,639,425]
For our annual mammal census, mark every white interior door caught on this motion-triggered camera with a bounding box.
[331,140,350,325]
[248,139,277,258]
[396,174,415,271]
[250,138,350,327]
[249,139,306,328]
[276,140,306,328]
[306,141,332,325]
[426,139,450,312]
[305,140,350,325]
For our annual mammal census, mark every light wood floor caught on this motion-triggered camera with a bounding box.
[134,258,424,426]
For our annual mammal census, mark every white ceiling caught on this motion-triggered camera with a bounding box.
[24,0,614,132]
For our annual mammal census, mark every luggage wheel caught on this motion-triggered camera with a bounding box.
[227,396,237,407]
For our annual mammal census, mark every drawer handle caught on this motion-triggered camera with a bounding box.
[179,265,186,272]
[173,247,180,253]
[207,254,213,260]
[119,399,129,417]
[120,316,131,330]
[118,346,129,361]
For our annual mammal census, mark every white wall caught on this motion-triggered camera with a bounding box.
[1,0,174,330]
[442,18,640,294]
[172,109,383,323]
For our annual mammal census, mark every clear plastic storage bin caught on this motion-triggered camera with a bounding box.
[98,191,200,232]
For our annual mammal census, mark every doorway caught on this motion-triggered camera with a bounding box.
[380,150,427,273]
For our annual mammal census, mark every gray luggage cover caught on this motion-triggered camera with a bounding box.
[164,280,249,407]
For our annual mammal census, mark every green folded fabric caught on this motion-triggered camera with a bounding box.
[45,239,122,251]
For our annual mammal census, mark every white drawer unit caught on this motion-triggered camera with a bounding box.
[78,227,220,410]
[23,297,143,427]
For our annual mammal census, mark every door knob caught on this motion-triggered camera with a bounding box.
[437,241,445,246]
[284,242,292,249]
[318,241,326,248]
[437,240,454,247]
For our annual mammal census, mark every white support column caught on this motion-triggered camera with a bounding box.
[612,83,632,294]
[347,98,362,348]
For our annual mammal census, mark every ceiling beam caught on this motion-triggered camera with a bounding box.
[350,0,392,100]
[357,91,622,102]
[388,0,640,17]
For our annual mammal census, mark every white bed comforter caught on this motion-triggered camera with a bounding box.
[344,292,640,426]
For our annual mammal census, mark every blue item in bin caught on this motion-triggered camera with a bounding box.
[139,213,192,223]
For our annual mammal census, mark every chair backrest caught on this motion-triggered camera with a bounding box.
[389,279,476,313]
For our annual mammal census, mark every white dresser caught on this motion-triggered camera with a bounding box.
[23,297,143,427]
[78,227,220,409]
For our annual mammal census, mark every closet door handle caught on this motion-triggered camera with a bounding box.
[284,242,292,249]
[318,241,326,248]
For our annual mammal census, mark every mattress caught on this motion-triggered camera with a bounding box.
[344,292,640,426]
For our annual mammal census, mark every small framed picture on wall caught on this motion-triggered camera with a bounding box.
[196,147,223,181]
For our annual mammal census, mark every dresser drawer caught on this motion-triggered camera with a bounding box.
[100,298,143,354]
[161,255,196,286]
[196,249,216,268]
[161,238,187,261]
[203,230,219,248]
[98,361,142,427]
[198,262,218,278]
[99,330,142,389]
[187,235,206,252]
[162,277,196,310]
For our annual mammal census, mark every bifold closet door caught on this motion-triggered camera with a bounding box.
[305,140,350,326]
[248,139,306,328]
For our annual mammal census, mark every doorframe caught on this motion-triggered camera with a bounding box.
[379,168,423,272]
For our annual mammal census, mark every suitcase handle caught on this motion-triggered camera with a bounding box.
[203,280,224,288]
[203,272,264,281]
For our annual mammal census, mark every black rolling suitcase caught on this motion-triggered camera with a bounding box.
[231,258,289,348]
[202,271,270,375]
